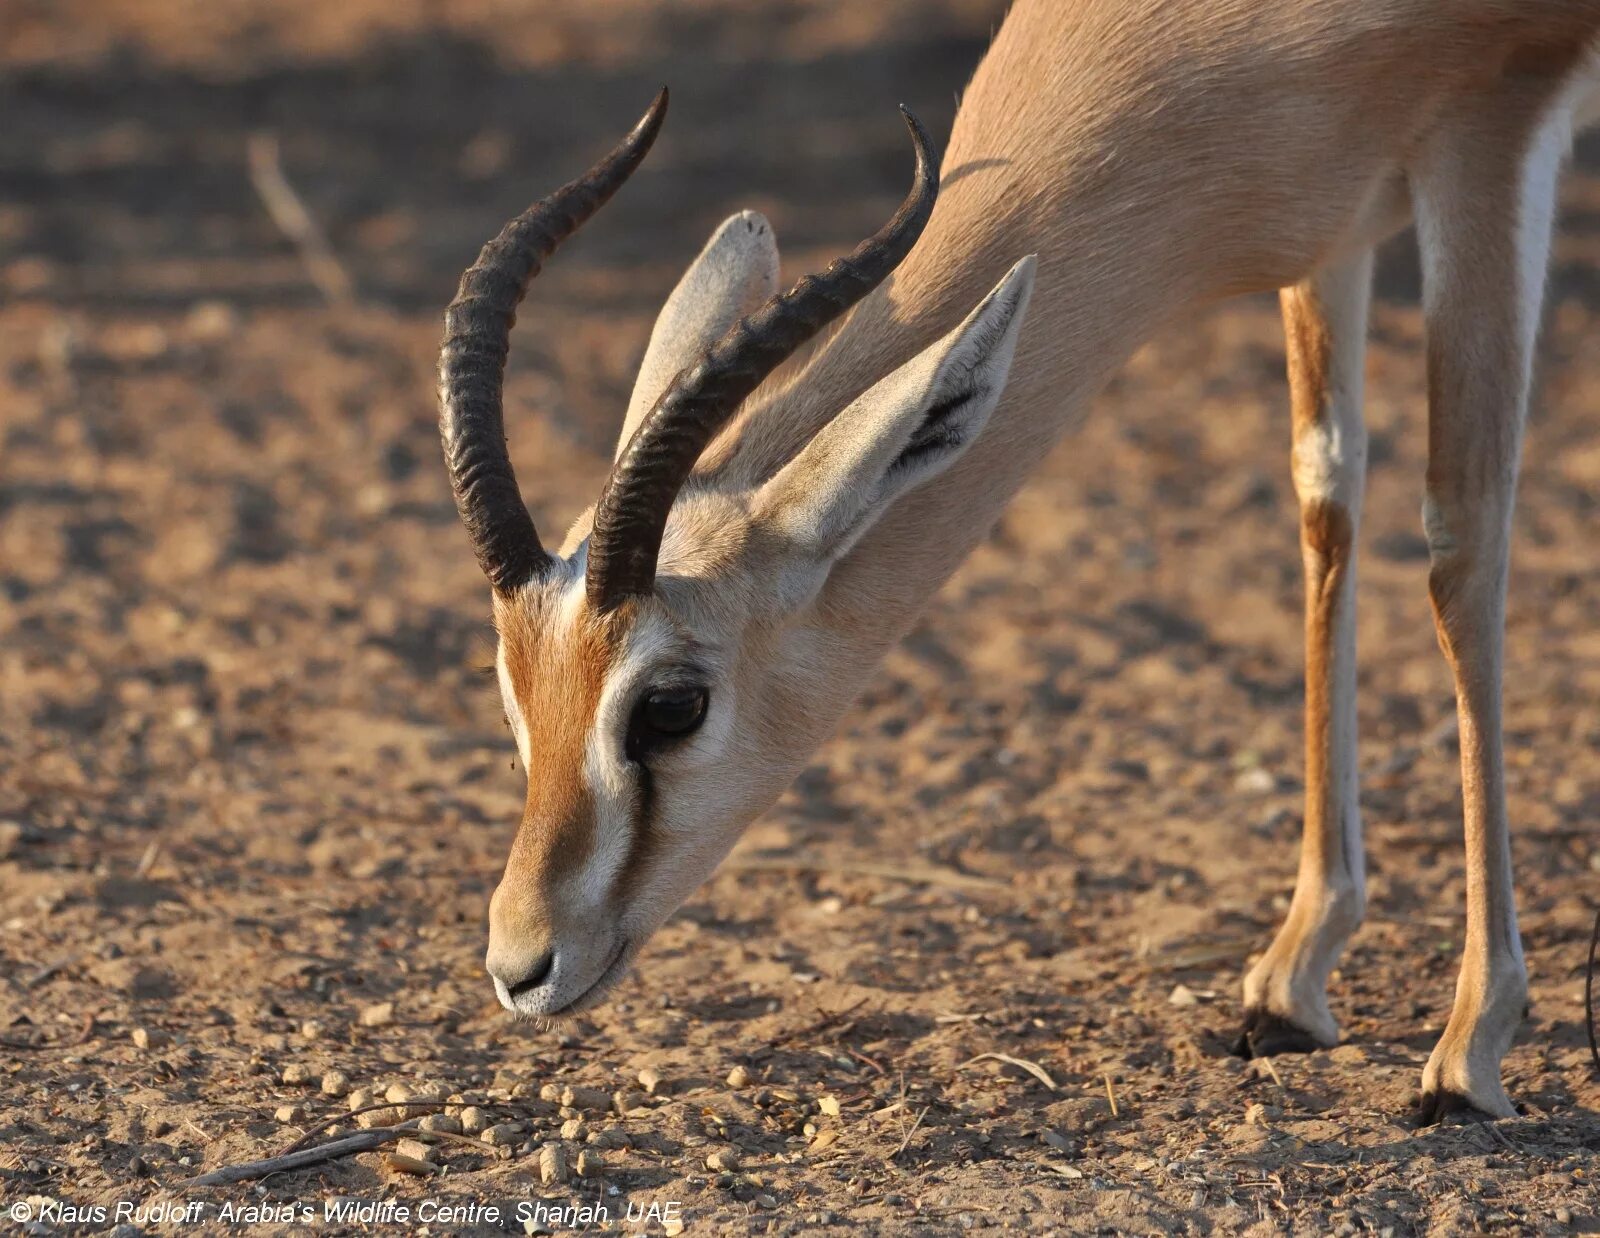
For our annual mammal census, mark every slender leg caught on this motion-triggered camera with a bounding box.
[1239,252,1373,1056]
[1408,84,1570,1122]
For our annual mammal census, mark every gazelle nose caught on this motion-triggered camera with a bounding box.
[494,951,554,999]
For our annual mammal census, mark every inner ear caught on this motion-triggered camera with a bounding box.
[893,389,979,474]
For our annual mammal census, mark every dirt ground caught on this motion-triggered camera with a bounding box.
[2,2,1599,1234]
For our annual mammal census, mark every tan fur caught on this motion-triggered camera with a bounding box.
[476,0,1600,1108]
[489,590,621,949]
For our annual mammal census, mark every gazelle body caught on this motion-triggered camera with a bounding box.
[439,0,1600,1123]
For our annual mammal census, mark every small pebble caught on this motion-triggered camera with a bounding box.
[561,1118,587,1141]
[817,1095,841,1117]
[539,1083,562,1103]
[810,1129,839,1151]
[459,1106,491,1134]
[613,1089,649,1115]
[384,1151,437,1176]
[275,1103,308,1124]
[481,1122,525,1147]
[726,1065,751,1089]
[539,1142,569,1185]
[419,1113,462,1134]
[321,1070,350,1097]
[637,1066,664,1095]
[300,1019,325,1040]
[394,1138,433,1162]
[706,1148,740,1172]
[130,1027,167,1050]
[561,1085,610,1112]
[281,1063,312,1085]
[575,1148,602,1178]
[358,1002,394,1028]
[347,1088,374,1111]
[663,1220,685,1238]
[1168,984,1199,1007]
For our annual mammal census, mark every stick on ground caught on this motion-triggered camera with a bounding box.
[182,1129,397,1187]
[247,131,356,307]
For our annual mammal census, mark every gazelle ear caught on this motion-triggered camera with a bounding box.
[619,211,780,458]
[755,256,1035,587]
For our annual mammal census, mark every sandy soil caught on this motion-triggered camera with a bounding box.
[2,3,1598,1234]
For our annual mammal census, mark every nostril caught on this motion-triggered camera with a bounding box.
[503,952,554,998]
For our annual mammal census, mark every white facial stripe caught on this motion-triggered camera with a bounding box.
[495,644,531,769]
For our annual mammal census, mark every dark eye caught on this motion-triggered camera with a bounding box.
[627,687,709,761]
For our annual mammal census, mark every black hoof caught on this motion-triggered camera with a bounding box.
[1415,1088,1499,1127]
[1232,1008,1325,1059]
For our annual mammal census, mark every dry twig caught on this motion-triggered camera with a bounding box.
[892,1106,930,1158]
[246,131,355,307]
[959,1052,1059,1092]
[726,851,1008,892]
[183,1129,396,1187]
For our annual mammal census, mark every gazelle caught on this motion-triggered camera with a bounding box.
[439,0,1600,1123]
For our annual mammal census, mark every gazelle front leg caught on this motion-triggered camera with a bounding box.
[1238,253,1373,1057]
[1408,84,1571,1123]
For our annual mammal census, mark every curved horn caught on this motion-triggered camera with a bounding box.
[440,89,668,594]
[586,106,938,612]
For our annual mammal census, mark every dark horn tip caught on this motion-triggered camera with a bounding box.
[897,105,935,180]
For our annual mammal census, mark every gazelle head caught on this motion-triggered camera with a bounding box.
[440,90,1035,1018]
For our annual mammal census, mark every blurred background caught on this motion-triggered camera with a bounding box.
[2,1,1597,1227]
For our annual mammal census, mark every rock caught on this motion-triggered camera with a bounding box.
[613,1089,649,1115]
[539,1082,562,1103]
[817,1095,841,1117]
[358,1002,394,1028]
[281,1063,313,1085]
[300,1019,325,1040]
[575,1148,602,1178]
[356,1107,403,1129]
[384,1151,437,1176]
[1244,1103,1280,1127]
[321,1070,350,1097]
[1167,984,1199,1007]
[347,1088,374,1111]
[637,1067,664,1095]
[275,1103,308,1124]
[130,1027,167,1050]
[706,1147,740,1172]
[1039,1130,1074,1153]
[810,1129,839,1151]
[539,1142,569,1185]
[418,1113,462,1135]
[561,1085,610,1112]
[560,1118,587,1141]
[1234,767,1276,795]
[385,1082,424,1104]
[389,1137,431,1162]
[755,1194,778,1209]
[480,1122,525,1147]
[726,1065,752,1089]
[459,1106,491,1134]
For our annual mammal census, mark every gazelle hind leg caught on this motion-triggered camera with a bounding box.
[1408,81,1573,1122]
[1239,252,1372,1057]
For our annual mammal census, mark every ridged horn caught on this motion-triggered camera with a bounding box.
[586,105,938,612]
[440,89,668,594]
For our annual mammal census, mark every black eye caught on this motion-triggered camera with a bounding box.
[628,686,708,760]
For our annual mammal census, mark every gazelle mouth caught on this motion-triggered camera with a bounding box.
[512,937,632,1022]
